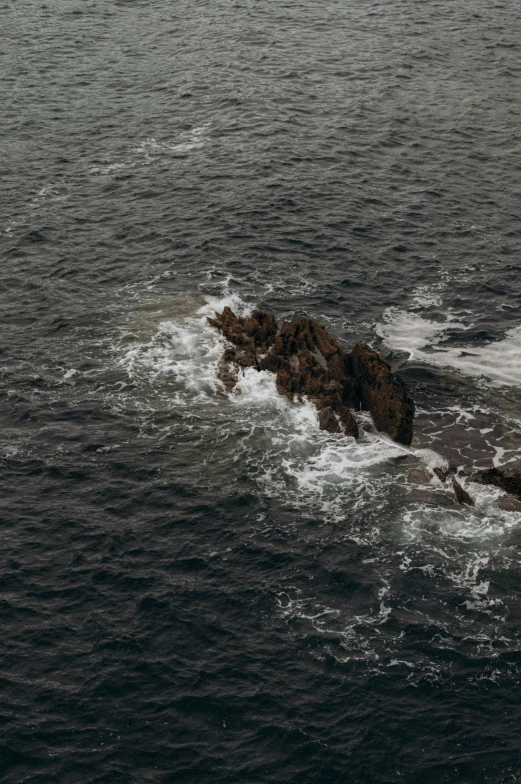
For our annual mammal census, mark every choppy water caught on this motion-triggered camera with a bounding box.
[3,1,521,782]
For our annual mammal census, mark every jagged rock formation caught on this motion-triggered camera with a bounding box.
[452,477,475,506]
[350,343,415,445]
[208,306,414,444]
[432,466,476,506]
[208,307,521,509]
[476,467,521,500]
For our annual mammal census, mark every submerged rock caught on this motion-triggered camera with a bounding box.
[476,467,521,501]
[451,477,475,506]
[208,306,415,444]
[433,467,448,483]
[432,467,476,505]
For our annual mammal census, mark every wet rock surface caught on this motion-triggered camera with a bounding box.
[208,307,415,443]
[209,308,521,509]
[476,467,521,500]
[350,343,415,446]
[432,466,477,506]
[433,467,448,483]
[452,477,475,506]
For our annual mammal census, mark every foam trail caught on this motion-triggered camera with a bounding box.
[113,288,521,555]
[119,287,448,481]
[197,283,253,320]
[379,308,521,387]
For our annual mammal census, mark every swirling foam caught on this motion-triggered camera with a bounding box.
[378,301,521,388]
[111,287,521,681]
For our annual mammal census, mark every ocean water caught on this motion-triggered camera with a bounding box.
[2,1,521,782]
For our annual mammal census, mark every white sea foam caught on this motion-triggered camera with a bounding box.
[115,287,521,542]
[90,126,209,179]
[232,367,284,406]
[118,311,222,404]
[112,286,521,681]
[408,282,444,310]
[197,285,253,321]
[401,489,520,544]
[135,125,208,162]
[115,284,252,406]
[89,162,129,175]
[379,307,521,387]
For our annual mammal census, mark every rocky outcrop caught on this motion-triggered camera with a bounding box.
[258,316,359,438]
[433,467,448,483]
[209,307,277,369]
[475,467,521,500]
[349,343,415,446]
[452,477,475,506]
[432,466,476,505]
[208,307,415,444]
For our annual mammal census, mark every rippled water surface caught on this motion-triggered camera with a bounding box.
[3,1,521,782]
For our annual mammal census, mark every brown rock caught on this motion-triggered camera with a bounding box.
[258,316,360,438]
[433,467,447,483]
[208,307,414,444]
[315,399,359,438]
[498,494,521,512]
[207,307,278,371]
[349,343,415,445]
[317,406,341,433]
[217,351,239,392]
[475,467,521,500]
[452,477,475,506]
[335,404,360,439]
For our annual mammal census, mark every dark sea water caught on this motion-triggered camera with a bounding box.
[3,1,521,782]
